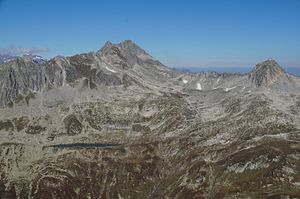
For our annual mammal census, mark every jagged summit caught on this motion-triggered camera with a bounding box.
[97,40,149,57]
[102,40,140,48]
[248,59,288,87]
[97,40,167,71]
[254,59,285,71]
[118,40,148,55]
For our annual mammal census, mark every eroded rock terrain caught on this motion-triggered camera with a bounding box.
[0,40,300,198]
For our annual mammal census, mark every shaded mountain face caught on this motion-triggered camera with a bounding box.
[0,41,300,198]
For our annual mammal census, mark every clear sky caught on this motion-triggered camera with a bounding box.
[0,0,299,68]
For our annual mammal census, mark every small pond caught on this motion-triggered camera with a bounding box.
[49,143,121,148]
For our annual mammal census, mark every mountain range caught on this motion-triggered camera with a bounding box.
[0,40,300,198]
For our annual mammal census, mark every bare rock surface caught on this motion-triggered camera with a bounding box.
[0,41,300,198]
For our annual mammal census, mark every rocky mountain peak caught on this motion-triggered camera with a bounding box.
[98,40,148,57]
[96,40,166,72]
[248,59,287,87]
[102,40,113,49]
[118,40,148,55]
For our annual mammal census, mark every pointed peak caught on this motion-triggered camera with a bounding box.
[97,39,148,57]
[249,59,287,87]
[97,40,116,55]
[98,41,113,51]
[255,58,284,71]
[103,40,113,47]
[118,40,140,48]
[101,40,136,49]
[118,40,147,55]
[120,39,134,45]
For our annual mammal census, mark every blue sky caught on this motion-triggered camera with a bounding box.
[0,0,299,68]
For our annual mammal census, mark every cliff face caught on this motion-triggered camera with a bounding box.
[0,41,300,198]
[0,41,172,107]
[0,56,65,106]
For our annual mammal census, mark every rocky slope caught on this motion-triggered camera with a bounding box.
[0,40,300,198]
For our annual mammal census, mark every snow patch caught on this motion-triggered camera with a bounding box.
[227,157,270,173]
[4,59,12,63]
[253,133,289,142]
[293,182,300,186]
[227,156,270,173]
[224,86,236,92]
[196,83,202,90]
[118,193,124,199]
[204,132,231,146]
[105,66,116,73]
[282,166,296,175]
[182,79,188,84]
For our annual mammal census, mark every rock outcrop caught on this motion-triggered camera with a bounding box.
[248,59,289,87]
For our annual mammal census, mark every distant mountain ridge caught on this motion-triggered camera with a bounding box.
[0,54,16,64]
[0,40,299,107]
[174,66,300,77]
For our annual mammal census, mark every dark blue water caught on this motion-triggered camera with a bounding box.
[174,67,300,77]
[49,143,121,148]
